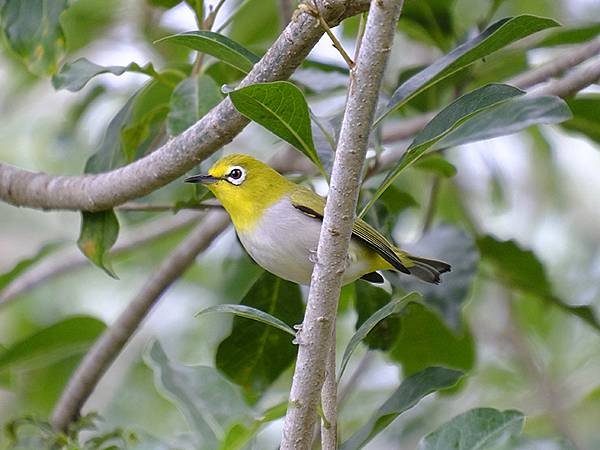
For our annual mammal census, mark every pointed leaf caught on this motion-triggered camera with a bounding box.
[145,341,251,447]
[0,316,106,371]
[0,0,68,75]
[418,408,524,450]
[362,84,523,216]
[197,304,296,337]
[378,15,560,122]
[167,75,223,136]
[478,236,600,331]
[340,292,419,381]
[220,402,287,450]
[214,272,303,399]
[52,57,161,92]
[77,210,120,279]
[229,81,322,171]
[536,24,600,47]
[341,367,464,450]
[156,31,260,73]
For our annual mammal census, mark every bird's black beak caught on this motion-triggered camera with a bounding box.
[185,174,220,184]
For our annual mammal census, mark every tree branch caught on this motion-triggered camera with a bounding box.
[0,211,203,307]
[508,36,600,89]
[280,2,404,449]
[0,0,370,212]
[50,210,230,431]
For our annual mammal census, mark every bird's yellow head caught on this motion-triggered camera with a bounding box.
[185,153,294,231]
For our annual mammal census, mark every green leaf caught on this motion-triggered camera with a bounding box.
[536,24,600,47]
[0,316,106,371]
[341,292,419,380]
[398,0,456,51]
[220,402,287,450]
[167,74,223,136]
[197,304,296,337]
[229,81,322,172]
[390,302,476,376]
[363,84,524,216]
[363,85,571,215]
[560,95,600,144]
[418,408,524,450]
[0,0,68,75]
[392,226,479,331]
[214,272,304,400]
[156,31,260,73]
[414,153,457,177]
[77,210,120,279]
[52,57,162,92]
[378,15,560,122]
[0,242,61,291]
[478,236,600,331]
[434,95,572,149]
[353,285,401,352]
[341,367,464,450]
[145,341,252,447]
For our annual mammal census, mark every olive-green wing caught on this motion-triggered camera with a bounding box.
[289,188,412,274]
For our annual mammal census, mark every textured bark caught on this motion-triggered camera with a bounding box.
[50,210,229,431]
[0,0,370,212]
[280,1,404,449]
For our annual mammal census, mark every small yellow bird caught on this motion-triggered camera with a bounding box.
[185,154,450,285]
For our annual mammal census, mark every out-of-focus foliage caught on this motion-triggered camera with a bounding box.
[1,0,599,449]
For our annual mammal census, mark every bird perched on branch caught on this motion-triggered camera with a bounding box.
[185,153,450,285]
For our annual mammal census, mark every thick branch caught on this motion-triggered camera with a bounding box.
[0,0,369,212]
[0,211,202,306]
[280,2,404,449]
[50,210,230,431]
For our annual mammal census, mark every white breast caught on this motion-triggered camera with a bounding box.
[237,196,374,285]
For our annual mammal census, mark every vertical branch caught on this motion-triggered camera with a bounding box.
[50,210,230,431]
[320,326,338,450]
[280,1,404,449]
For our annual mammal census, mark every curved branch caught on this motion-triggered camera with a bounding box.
[0,0,370,212]
[50,210,230,431]
[281,1,404,448]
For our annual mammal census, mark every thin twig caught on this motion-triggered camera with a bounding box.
[422,176,441,233]
[0,212,203,307]
[50,210,230,432]
[508,37,600,89]
[281,2,404,448]
[320,327,338,450]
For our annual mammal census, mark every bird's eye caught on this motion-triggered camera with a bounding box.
[229,168,242,179]
[226,166,246,185]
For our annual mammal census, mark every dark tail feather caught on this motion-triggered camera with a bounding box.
[407,255,451,284]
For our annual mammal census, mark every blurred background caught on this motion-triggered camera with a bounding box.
[1,0,599,448]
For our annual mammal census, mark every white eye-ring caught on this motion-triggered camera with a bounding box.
[226,166,246,185]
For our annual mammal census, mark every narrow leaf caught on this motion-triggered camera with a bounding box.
[478,236,600,331]
[156,31,260,73]
[0,0,68,75]
[214,272,303,399]
[362,84,523,216]
[167,75,223,136]
[0,316,106,371]
[197,304,296,336]
[340,292,419,381]
[0,242,61,291]
[220,402,287,450]
[341,367,464,450]
[536,24,600,47]
[52,57,161,92]
[378,15,560,122]
[145,341,251,447]
[229,81,322,172]
[77,210,120,279]
[418,408,524,450]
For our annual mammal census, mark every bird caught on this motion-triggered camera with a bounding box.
[185,153,450,286]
